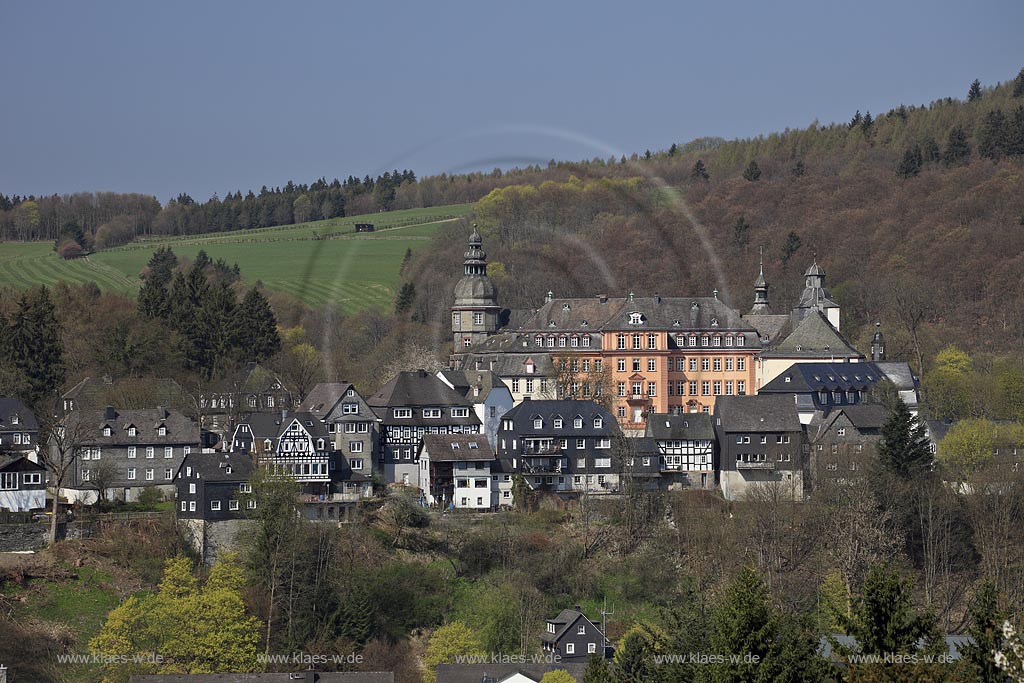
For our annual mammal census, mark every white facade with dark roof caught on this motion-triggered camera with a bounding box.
[417,434,499,509]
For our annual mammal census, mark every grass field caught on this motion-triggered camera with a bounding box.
[0,203,472,312]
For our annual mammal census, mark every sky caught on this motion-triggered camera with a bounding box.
[1,0,1022,203]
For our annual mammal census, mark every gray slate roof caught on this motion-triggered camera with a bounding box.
[0,453,46,471]
[0,397,39,431]
[180,450,254,482]
[436,664,588,683]
[297,382,354,420]
[517,295,757,335]
[437,370,510,403]
[69,407,199,445]
[420,434,495,462]
[714,395,802,433]
[240,411,329,440]
[875,362,920,391]
[760,362,887,394]
[61,377,193,414]
[368,370,474,409]
[130,674,394,683]
[760,312,861,358]
[741,313,791,344]
[645,413,715,441]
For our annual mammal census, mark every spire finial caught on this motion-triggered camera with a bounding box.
[758,245,764,273]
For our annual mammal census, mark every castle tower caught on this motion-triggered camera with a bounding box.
[871,322,886,362]
[751,247,771,313]
[792,258,841,330]
[452,225,500,352]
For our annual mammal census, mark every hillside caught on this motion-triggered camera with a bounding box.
[404,73,1024,369]
[0,204,470,311]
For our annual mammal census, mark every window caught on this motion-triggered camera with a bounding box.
[647,382,657,397]
[554,417,563,429]
[689,335,697,347]
[266,396,274,408]
[737,358,746,371]
[675,358,685,372]
[617,359,626,372]
[648,333,657,349]
[229,500,240,511]
[534,418,543,429]
[701,358,710,371]
[145,469,154,481]
[81,468,91,482]
[632,334,642,349]
[570,336,579,348]
[525,379,534,394]
[350,441,364,453]
[632,358,641,372]
[211,500,221,511]
[582,359,591,372]
[582,336,591,348]
[689,381,698,395]
[725,336,734,347]
[103,426,111,437]
[677,380,687,395]
[571,359,579,373]
[713,358,722,371]
[632,381,642,397]
[342,403,359,414]
[473,312,483,325]
[164,446,173,458]
[345,423,357,434]
[648,358,657,372]
[617,382,626,397]
[576,438,586,449]
[701,335,710,347]
[451,407,470,417]
[164,468,173,480]
[761,435,768,444]
[350,458,364,470]
[595,457,611,468]
[158,426,167,436]
[725,381,734,395]
[127,446,136,459]
[593,417,603,429]
[617,406,625,418]
[22,472,41,485]
[240,483,252,493]
[558,336,567,348]
[511,378,520,393]
[578,625,586,635]
[837,427,846,436]
[688,358,697,372]
[423,408,441,418]
[701,381,710,396]
[617,333,626,349]
[181,501,187,511]
[736,335,745,347]
[713,336,721,347]
[247,499,256,509]
[393,409,412,419]
[588,642,597,654]
[596,438,611,449]
[546,336,555,348]
[737,380,746,395]
[574,417,583,429]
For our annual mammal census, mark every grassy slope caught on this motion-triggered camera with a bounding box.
[0,204,472,312]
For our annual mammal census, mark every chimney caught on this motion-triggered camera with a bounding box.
[104,405,116,421]
[574,604,583,613]
[597,294,607,303]
[281,409,287,422]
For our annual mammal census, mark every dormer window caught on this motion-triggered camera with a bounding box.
[574,417,583,429]
[554,418,563,429]
[563,303,571,311]
[128,425,137,436]
[594,418,603,429]
[711,318,719,327]
[784,376,791,383]
[547,623,555,633]
[629,312,643,325]
[103,426,112,437]
[11,415,18,425]
[158,426,167,436]
[533,418,543,430]
[263,439,272,450]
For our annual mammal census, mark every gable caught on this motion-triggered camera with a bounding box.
[497,674,540,683]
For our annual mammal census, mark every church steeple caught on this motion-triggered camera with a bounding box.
[751,247,771,313]
[452,225,499,353]
[871,322,886,361]
[463,225,487,276]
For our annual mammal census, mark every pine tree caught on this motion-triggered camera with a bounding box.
[394,282,416,314]
[707,566,776,682]
[201,281,240,374]
[690,159,710,181]
[236,287,281,363]
[968,78,983,102]
[1014,68,1024,98]
[742,160,762,181]
[860,111,873,136]
[138,275,170,319]
[896,144,923,178]
[668,143,678,156]
[977,109,1008,159]
[582,654,613,683]
[146,246,178,285]
[961,582,1006,683]
[943,125,971,166]
[878,399,932,476]
[849,110,863,130]
[1009,106,1024,156]
[921,136,941,164]
[7,286,65,409]
[840,564,937,656]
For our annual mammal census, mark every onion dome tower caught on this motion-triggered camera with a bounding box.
[751,247,771,313]
[452,225,500,352]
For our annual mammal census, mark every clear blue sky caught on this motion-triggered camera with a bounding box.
[2,0,1022,203]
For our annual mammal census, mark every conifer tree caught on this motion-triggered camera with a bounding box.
[742,160,762,181]
[897,144,923,178]
[860,111,873,135]
[878,399,932,476]
[849,110,863,130]
[1014,68,1024,98]
[732,215,751,248]
[780,232,802,265]
[138,275,170,318]
[582,654,613,683]
[7,286,65,408]
[394,282,416,314]
[961,582,1006,683]
[236,287,281,363]
[840,564,937,656]
[943,125,971,166]
[977,109,1008,159]
[690,159,710,181]
[921,136,941,164]
[968,78,983,102]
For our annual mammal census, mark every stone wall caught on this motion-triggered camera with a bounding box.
[0,522,49,552]
[179,518,255,565]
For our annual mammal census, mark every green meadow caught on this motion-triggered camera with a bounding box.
[0,204,471,312]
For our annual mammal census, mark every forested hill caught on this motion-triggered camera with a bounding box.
[403,70,1024,366]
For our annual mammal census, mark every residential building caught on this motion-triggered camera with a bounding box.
[176,451,254,522]
[454,339,557,405]
[60,376,193,416]
[229,411,356,520]
[203,362,293,436]
[367,370,481,487]
[298,382,377,497]
[714,395,805,501]
[540,605,609,663]
[0,398,39,458]
[436,665,588,683]
[807,404,888,486]
[0,454,46,511]
[418,434,496,509]
[644,413,716,490]
[63,406,199,504]
[436,369,514,448]
[496,399,656,494]
[759,361,920,424]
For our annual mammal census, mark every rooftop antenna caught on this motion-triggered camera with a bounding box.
[601,596,614,657]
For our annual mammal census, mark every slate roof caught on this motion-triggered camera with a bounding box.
[240,411,329,440]
[181,450,254,481]
[68,407,200,445]
[130,674,394,683]
[742,313,791,344]
[875,362,920,391]
[517,297,626,331]
[645,413,715,441]
[760,312,862,358]
[501,400,617,435]
[0,453,46,471]
[714,395,802,433]
[420,434,495,462]
[0,397,39,431]
[368,370,475,409]
[436,664,588,683]
[457,350,556,377]
[213,362,289,395]
[297,382,353,420]
[61,377,193,413]
[760,362,887,394]
[437,370,510,403]
[540,606,604,645]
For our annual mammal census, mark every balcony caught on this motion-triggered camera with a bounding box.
[302,493,361,504]
[522,444,562,456]
[737,460,776,470]
[524,463,563,474]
